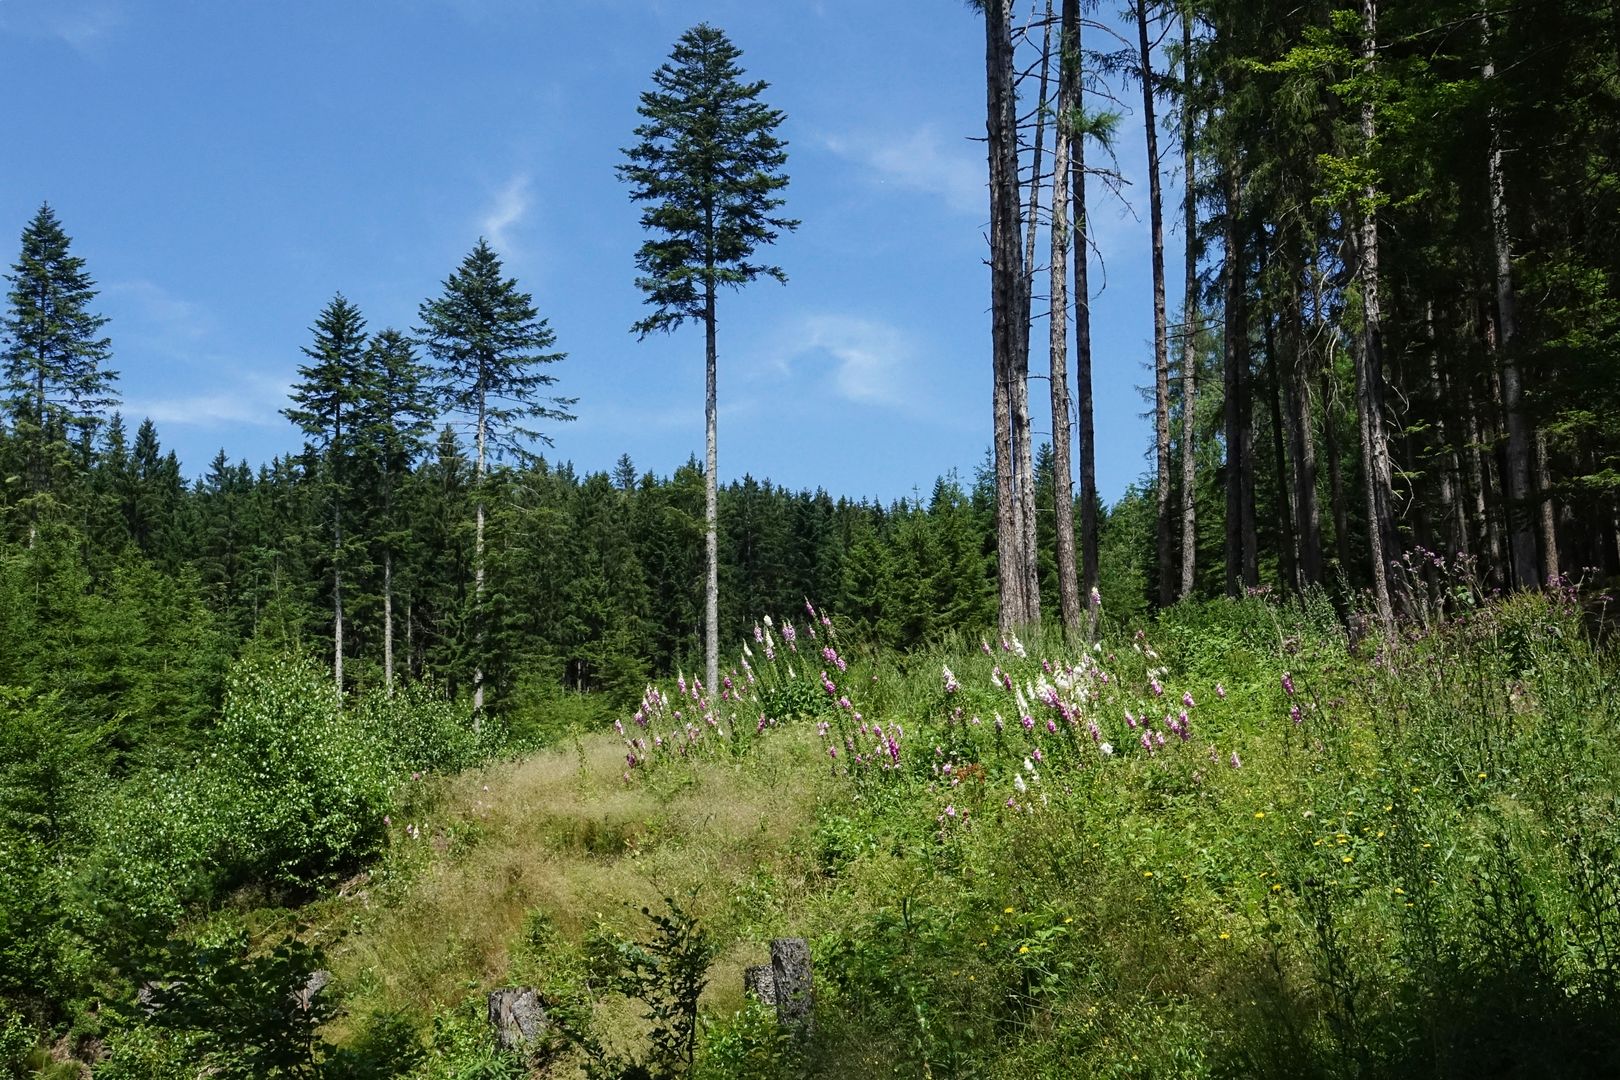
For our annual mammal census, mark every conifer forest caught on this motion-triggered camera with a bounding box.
[3,3,1620,1078]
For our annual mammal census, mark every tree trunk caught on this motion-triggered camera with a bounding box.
[1262,287,1297,591]
[1483,18,1539,589]
[1013,1,1048,625]
[1222,163,1245,597]
[1285,249,1322,585]
[1050,0,1082,635]
[1178,5,1198,600]
[1355,0,1395,623]
[1323,365,1352,575]
[1424,302,1467,558]
[987,0,1033,630]
[1535,431,1559,582]
[1138,0,1173,607]
[383,548,394,693]
[1069,0,1099,614]
[473,400,486,723]
[704,281,720,693]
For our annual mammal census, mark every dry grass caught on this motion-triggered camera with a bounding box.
[313,727,836,1034]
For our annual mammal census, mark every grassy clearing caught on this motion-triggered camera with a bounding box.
[179,588,1620,1078]
[304,726,838,1057]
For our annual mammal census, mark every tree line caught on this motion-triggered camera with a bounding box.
[980,0,1619,628]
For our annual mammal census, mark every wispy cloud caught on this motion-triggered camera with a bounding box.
[764,313,926,411]
[106,279,212,346]
[479,173,532,256]
[0,0,126,52]
[820,124,984,216]
[125,373,291,430]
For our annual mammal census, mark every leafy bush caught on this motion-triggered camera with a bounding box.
[216,657,393,888]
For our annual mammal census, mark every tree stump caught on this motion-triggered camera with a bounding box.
[743,964,777,1006]
[290,969,331,1013]
[487,987,547,1052]
[769,937,813,1032]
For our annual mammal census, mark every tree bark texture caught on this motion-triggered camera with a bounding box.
[1356,0,1395,622]
[1138,0,1174,607]
[1178,5,1199,600]
[1222,163,1245,596]
[1285,249,1322,585]
[704,281,721,694]
[1049,0,1081,634]
[1069,0,1099,607]
[987,0,1037,629]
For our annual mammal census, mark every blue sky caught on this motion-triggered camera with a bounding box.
[0,0,1183,506]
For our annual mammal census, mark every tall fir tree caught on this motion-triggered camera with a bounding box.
[618,22,797,695]
[283,293,369,692]
[416,239,572,716]
[1,204,118,521]
[355,327,436,691]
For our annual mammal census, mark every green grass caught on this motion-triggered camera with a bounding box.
[95,588,1620,1078]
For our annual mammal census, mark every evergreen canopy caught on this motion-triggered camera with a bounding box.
[618,22,798,336]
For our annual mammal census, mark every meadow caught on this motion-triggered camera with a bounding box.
[46,577,1619,1078]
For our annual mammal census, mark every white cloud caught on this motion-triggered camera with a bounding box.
[820,124,984,216]
[479,173,532,256]
[767,314,923,410]
[106,279,211,345]
[126,374,290,430]
[0,0,126,52]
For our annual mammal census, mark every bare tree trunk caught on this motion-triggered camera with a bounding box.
[704,281,720,694]
[987,0,1031,630]
[1535,431,1559,582]
[383,548,393,693]
[473,402,486,723]
[1355,0,1394,623]
[1285,250,1322,585]
[1013,0,1051,624]
[333,568,343,693]
[1069,0,1099,614]
[1482,20,1539,589]
[1178,4,1198,600]
[1137,0,1173,607]
[1424,303,1467,558]
[1222,164,1244,598]
[1262,288,1297,591]
[1050,0,1082,634]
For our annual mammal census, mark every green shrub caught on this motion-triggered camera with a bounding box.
[214,656,392,889]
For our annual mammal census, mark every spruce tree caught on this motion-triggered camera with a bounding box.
[416,241,571,715]
[2,203,118,514]
[356,328,436,691]
[283,294,369,692]
[618,23,797,694]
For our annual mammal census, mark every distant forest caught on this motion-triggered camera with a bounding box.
[2,0,1618,739]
